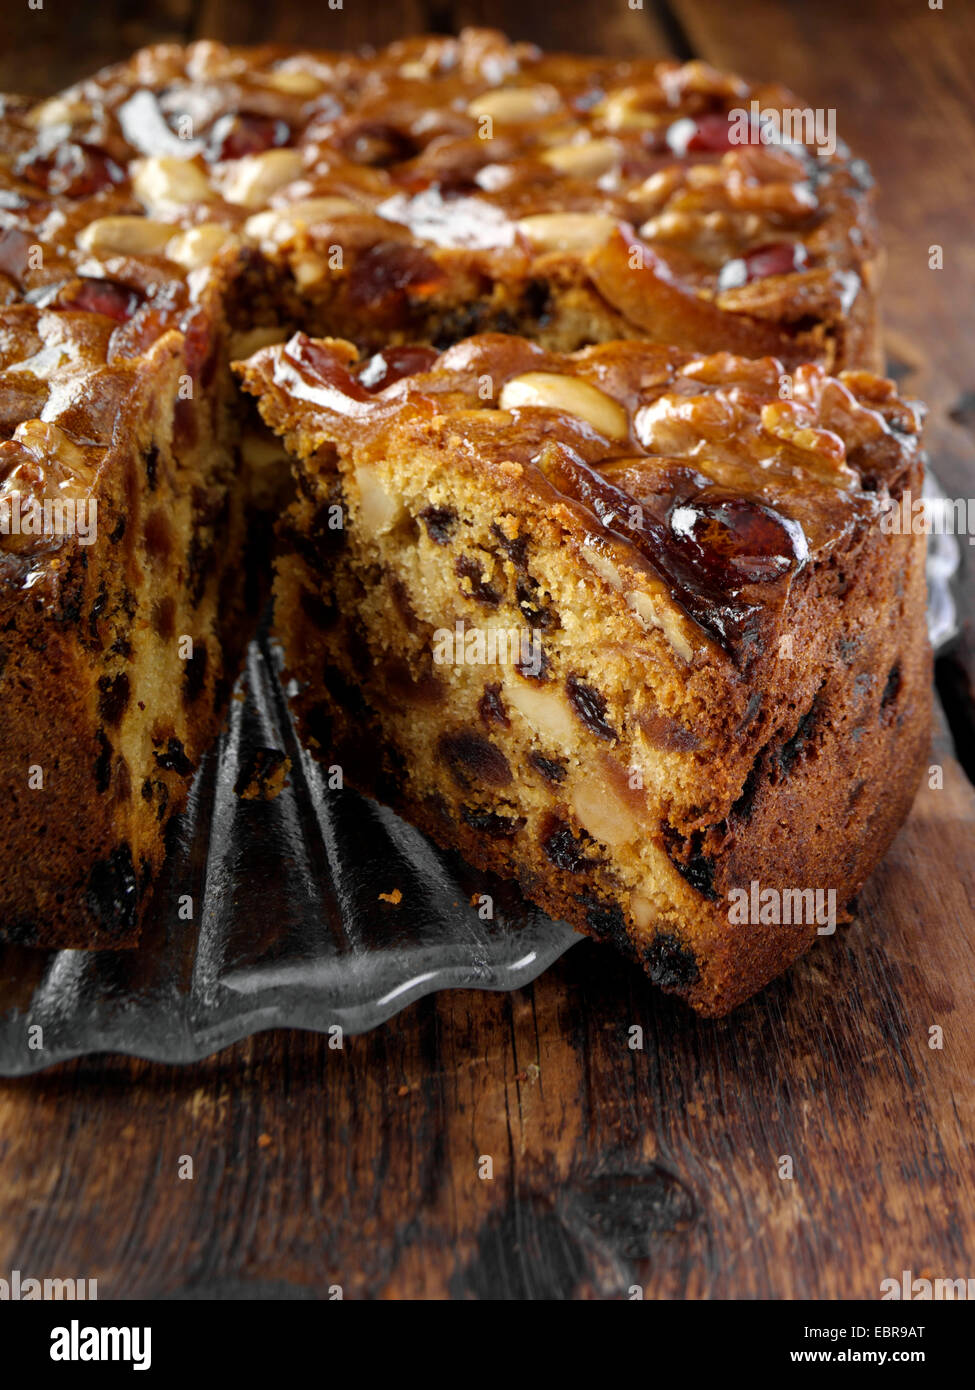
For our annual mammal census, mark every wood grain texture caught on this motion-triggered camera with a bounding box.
[0,718,972,1300]
[0,0,973,1301]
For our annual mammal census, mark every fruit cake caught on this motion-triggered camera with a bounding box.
[236,332,931,1016]
[0,28,918,982]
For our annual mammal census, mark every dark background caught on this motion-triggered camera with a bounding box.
[0,0,973,1301]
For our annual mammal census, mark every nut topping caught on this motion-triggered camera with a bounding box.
[131,155,215,211]
[499,371,628,440]
[165,223,240,270]
[76,216,179,258]
[466,85,561,123]
[219,149,305,207]
[540,138,620,178]
[515,211,618,252]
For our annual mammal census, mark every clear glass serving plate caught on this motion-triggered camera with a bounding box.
[0,491,958,1074]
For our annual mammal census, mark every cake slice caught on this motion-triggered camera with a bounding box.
[237,331,931,1015]
[0,283,278,948]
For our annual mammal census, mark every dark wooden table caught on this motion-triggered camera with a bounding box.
[1,0,973,1300]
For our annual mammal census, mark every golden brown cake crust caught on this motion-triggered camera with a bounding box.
[238,333,931,1015]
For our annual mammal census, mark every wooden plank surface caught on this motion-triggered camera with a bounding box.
[0,0,973,1301]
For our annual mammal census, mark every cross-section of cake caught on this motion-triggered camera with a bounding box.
[237,332,931,1015]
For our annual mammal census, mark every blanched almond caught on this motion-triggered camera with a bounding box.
[503,677,577,749]
[132,155,214,210]
[220,149,305,207]
[259,68,323,96]
[516,211,618,253]
[77,216,178,257]
[599,84,664,132]
[165,223,240,270]
[28,96,93,129]
[242,197,360,246]
[570,775,639,849]
[499,371,628,440]
[354,463,404,535]
[540,138,620,178]
[626,589,694,662]
[467,85,560,123]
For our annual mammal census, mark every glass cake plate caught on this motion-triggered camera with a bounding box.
[0,485,959,1074]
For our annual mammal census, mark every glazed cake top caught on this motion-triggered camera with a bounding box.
[238,331,923,662]
[0,28,872,328]
[0,28,880,597]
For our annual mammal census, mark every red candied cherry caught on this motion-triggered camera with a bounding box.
[17,142,125,199]
[205,113,292,162]
[666,113,742,157]
[667,493,808,586]
[718,240,809,290]
[357,345,439,391]
[59,277,143,323]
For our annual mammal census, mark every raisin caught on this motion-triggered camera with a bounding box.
[346,242,445,316]
[85,844,139,936]
[524,277,553,325]
[642,933,700,991]
[144,444,160,492]
[579,897,635,958]
[420,505,457,545]
[438,730,512,789]
[154,737,193,776]
[478,682,509,728]
[541,816,601,872]
[461,806,526,838]
[516,576,559,630]
[515,645,550,682]
[323,665,368,720]
[777,699,820,775]
[491,524,529,569]
[881,663,901,710]
[566,672,616,742]
[529,751,567,784]
[456,554,501,607]
[94,728,112,793]
[729,758,762,825]
[97,672,130,727]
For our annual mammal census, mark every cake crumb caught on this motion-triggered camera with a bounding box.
[257,1133,273,1149]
